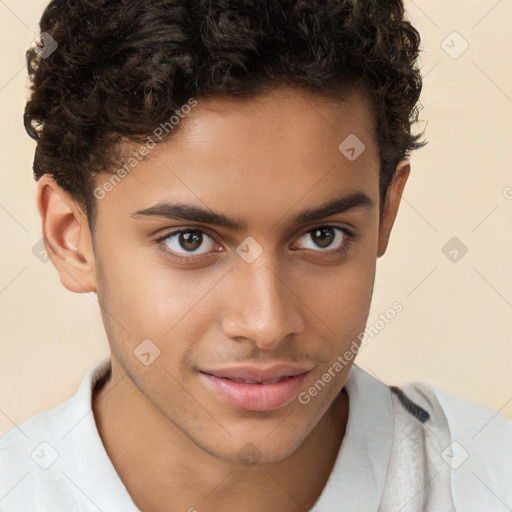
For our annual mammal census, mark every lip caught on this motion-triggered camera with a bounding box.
[199,363,313,411]
[201,363,314,382]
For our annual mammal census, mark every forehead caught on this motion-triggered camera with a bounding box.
[171,85,376,161]
[95,85,380,228]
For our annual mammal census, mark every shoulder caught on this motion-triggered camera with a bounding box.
[0,392,80,510]
[400,379,512,456]
[388,378,512,511]
[0,358,116,511]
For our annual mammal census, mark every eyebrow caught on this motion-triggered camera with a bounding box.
[131,191,374,231]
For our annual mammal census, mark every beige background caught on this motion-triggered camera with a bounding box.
[1,0,511,437]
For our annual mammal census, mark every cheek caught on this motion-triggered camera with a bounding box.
[95,242,225,348]
[300,245,376,327]
[95,221,377,354]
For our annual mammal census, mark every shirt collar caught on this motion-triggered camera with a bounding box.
[72,359,394,512]
[311,363,395,511]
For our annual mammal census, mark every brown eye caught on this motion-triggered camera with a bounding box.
[158,229,219,260]
[295,226,349,252]
[310,227,336,248]
[177,230,204,252]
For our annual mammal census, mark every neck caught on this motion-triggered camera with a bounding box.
[93,360,349,512]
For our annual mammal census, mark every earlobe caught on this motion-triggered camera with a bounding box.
[377,160,411,258]
[36,176,97,293]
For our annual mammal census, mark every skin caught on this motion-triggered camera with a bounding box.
[37,85,410,512]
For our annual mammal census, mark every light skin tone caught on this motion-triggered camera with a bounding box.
[37,85,410,512]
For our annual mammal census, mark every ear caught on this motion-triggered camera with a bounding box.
[377,160,410,258]
[36,175,97,293]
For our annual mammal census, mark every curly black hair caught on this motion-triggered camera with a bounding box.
[24,0,427,230]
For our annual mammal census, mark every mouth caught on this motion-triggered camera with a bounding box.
[198,364,312,411]
[216,376,293,385]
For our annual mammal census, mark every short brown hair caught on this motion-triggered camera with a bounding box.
[25,0,427,229]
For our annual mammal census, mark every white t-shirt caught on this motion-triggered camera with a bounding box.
[1,358,511,511]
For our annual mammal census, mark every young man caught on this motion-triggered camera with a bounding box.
[1,0,511,511]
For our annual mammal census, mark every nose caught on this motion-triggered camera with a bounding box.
[220,253,305,351]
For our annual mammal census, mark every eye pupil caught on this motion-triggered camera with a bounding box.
[180,230,202,251]
[312,227,335,248]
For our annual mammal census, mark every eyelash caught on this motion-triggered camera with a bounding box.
[154,225,357,265]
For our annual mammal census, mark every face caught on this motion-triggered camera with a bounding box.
[41,85,409,464]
